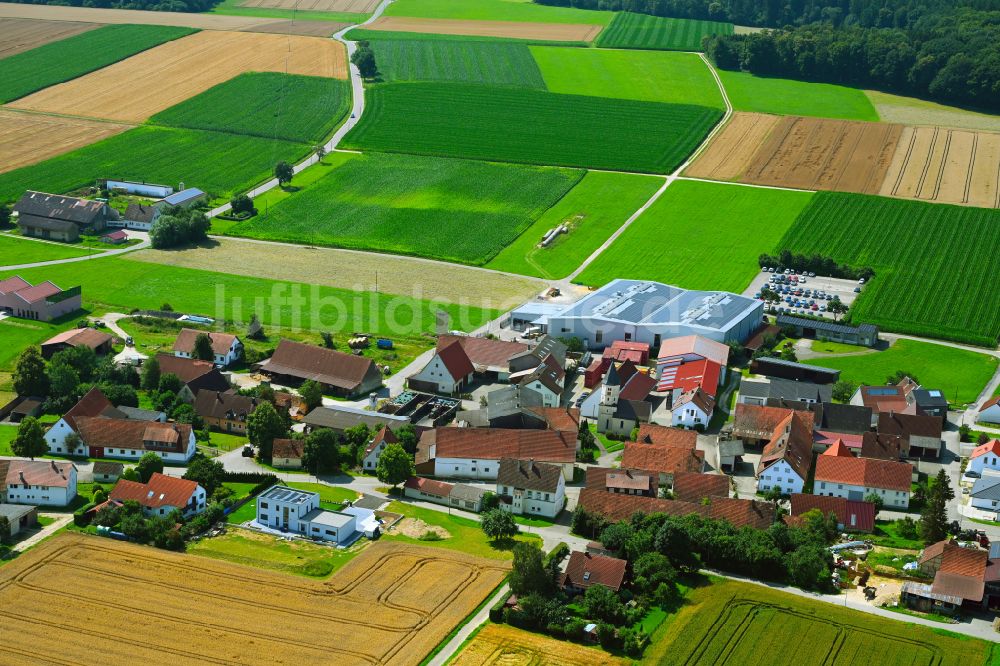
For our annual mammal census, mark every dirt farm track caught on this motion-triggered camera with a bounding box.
[0,534,508,665]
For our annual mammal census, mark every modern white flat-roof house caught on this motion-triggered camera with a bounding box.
[255,486,358,544]
[510,279,763,349]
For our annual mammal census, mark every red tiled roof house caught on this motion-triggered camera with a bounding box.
[561,551,627,594]
[416,427,576,481]
[814,448,912,509]
[172,328,243,367]
[109,472,206,517]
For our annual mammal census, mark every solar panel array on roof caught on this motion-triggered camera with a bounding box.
[261,486,316,504]
[868,387,898,395]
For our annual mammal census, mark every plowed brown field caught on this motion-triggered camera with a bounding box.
[0,17,101,58]
[0,109,132,174]
[687,112,901,195]
[241,0,378,12]
[363,16,602,41]
[452,624,626,666]
[7,30,346,123]
[0,534,508,666]
[880,126,1000,208]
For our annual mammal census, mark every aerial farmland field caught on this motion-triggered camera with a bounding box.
[778,192,1000,345]
[486,171,665,279]
[0,534,508,666]
[576,179,814,292]
[718,69,880,121]
[361,16,602,41]
[228,151,582,264]
[0,17,101,58]
[596,12,733,51]
[644,579,989,665]
[150,72,351,143]
[0,109,132,174]
[8,30,347,123]
[0,24,195,104]
[383,0,614,25]
[343,82,722,173]
[530,47,724,107]
[0,233,93,264]
[371,39,545,87]
[453,623,626,665]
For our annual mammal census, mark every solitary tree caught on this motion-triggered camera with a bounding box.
[887,369,919,386]
[136,452,164,483]
[64,432,82,456]
[11,417,47,460]
[140,356,161,392]
[274,161,294,186]
[246,401,287,460]
[831,380,857,403]
[183,456,225,496]
[230,194,255,217]
[314,144,327,163]
[192,333,215,362]
[375,443,413,489]
[302,428,340,474]
[394,423,419,455]
[480,508,519,541]
[351,41,378,79]
[864,491,884,514]
[827,299,848,320]
[13,346,48,397]
[509,542,555,597]
[919,472,950,544]
[298,379,324,412]
[0,516,10,544]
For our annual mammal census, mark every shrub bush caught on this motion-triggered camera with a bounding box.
[73,501,97,527]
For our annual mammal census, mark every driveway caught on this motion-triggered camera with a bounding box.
[12,514,73,553]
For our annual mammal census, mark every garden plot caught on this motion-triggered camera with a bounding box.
[362,16,602,41]
[7,30,347,123]
[0,533,508,666]
[0,17,101,58]
[0,109,132,174]
[880,126,1000,208]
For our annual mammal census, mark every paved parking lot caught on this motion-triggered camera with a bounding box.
[743,270,865,320]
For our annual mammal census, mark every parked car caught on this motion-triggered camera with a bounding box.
[854,287,861,293]
[808,272,816,277]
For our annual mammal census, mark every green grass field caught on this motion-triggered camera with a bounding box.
[0,126,307,205]
[1,254,499,336]
[530,47,723,107]
[0,318,76,370]
[150,72,351,144]
[343,82,722,173]
[229,151,581,264]
[807,339,997,406]
[371,39,545,87]
[778,192,1000,346]
[383,0,614,24]
[718,69,879,121]
[285,482,360,505]
[0,233,95,264]
[486,171,663,279]
[642,578,990,664]
[208,0,366,23]
[0,25,195,104]
[347,28,587,45]
[596,12,732,51]
[576,180,814,291]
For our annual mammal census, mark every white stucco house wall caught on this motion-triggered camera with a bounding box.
[969,440,1000,476]
[756,459,805,496]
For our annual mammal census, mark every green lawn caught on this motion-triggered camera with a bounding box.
[0,233,96,264]
[188,527,362,577]
[0,425,15,456]
[869,521,924,550]
[596,12,733,51]
[206,432,248,452]
[0,318,77,370]
[371,39,545,88]
[0,125,308,205]
[225,500,258,524]
[530,47,724,107]
[0,25,195,104]
[2,254,499,335]
[384,0,614,24]
[778,192,1000,346]
[227,151,582,264]
[718,69,879,121]
[343,82,722,174]
[486,171,663,279]
[150,72,351,144]
[809,339,870,355]
[285,482,360,505]
[809,339,997,406]
[576,179,814,292]
[383,501,540,560]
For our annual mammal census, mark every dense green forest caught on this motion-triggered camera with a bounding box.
[538,0,1000,112]
[6,0,219,12]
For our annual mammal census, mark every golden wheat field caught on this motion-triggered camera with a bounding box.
[7,30,347,123]
[0,534,508,665]
[451,624,626,666]
[0,109,132,173]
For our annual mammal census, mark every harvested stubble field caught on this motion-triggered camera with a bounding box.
[129,237,545,309]
[453,623,625,665]
[240,0,378,11]
[642,579,989,665]
[687,112,901,194]
[0,533,508,666]
[0,17,100,58]
[595,12,733,51]
[880,125,1000,208]
[8,30,347,123]
[0,109,132,174]
[363,16,602,41]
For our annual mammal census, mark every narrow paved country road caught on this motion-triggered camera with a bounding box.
[207,0,394,218]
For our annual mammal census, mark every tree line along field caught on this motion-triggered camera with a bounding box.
[0,24,195,104]
[228,151,582,264]
[778,192,1000,346]
[0,534,509,665]
[808,339,997,406]
[596,12,733,51]
[342,82,723,173]
[486,171,664,279]
[576,180,815,292]
[149,72,351,144]
[370,39,546,88]
[644,579,990,665]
